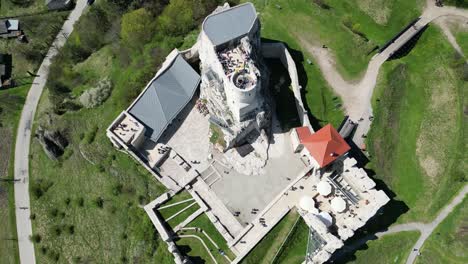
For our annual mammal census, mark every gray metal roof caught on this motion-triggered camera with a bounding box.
[128,53,200,141]
[202,3,257,46]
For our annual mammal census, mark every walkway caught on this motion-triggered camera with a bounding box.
[300,0,468,147]
[337,184,468,264]
[13,1,88,263]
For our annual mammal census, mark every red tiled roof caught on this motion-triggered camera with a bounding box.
[295,124,350,168]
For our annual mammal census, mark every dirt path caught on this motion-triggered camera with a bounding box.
[334,184,467,264]
[299,0,468,147]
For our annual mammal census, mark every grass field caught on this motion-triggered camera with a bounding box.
[0,85,29,264]
[367,26,466,223]
[272,217,309,264]
[416,197,467,264]
[249,0,424,79]
[245,1,346,129]
[175,213,235,263]
[29,46,172,262]
[347,231,420,264]
[241,209,300,264]
[0,0,47,16]
[0,7,68,264]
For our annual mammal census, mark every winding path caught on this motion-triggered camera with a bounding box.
[301,0,468,147]
[338,184,467,264]
[298,1,468,263]
[13,1,88,263]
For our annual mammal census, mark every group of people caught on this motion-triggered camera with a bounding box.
[218,45,250,77]
[195,99,209,116]
[157,145,170,155]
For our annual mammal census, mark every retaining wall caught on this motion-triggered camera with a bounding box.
[261,42,313,131]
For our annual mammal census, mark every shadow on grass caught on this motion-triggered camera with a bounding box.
[176,244,207,264]
[388,25,429,61]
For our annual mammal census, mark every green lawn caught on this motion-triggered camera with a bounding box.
[0,0,47,16]
[241,209,300,264]
[444,0,468,8]
[272,217,309,264]
[0,8,69,264]
[246,0,346,129]
[367,26,466,223]
[249,0,424,79]
[28,31,175,261]
[416,197,468,264]
[186,214,236,260]
[349,231,420,264]
[455,29,468,56]
[0,85,29,264]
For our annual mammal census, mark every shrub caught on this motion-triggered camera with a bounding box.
[95,197,104,208]
[52,225,62,237]
[83,125,99,144]
[67,225,75,235]
[40,246,48,254]
[79,78,113,108]
[112,183,123,196]
[77,197,85,207]
[48,208,59,218]
[30,234,42,243]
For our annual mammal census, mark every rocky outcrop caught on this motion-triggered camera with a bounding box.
[35,127,68,160]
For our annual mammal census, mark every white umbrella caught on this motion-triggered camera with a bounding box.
[317,212,333,227]
[317,181,332,196]
[331,197,347,213]
[299,196,316,213]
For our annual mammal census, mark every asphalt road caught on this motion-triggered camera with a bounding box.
[13,1,88,263]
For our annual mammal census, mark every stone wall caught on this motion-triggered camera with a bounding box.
[261,42,313,131]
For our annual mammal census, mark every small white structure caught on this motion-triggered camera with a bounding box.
[317,181,332,196]
[299,196,317,213]
[331,197,347,213]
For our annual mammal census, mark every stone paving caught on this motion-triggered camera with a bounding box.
[210,128,306,224]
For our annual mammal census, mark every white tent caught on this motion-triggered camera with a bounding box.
[317,212,333,227]
[317,181,332,196]
[299,196,316,213]
[331,197,347,213]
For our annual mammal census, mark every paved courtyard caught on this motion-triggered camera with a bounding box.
[210,123,306,224]
[158,97,211,173]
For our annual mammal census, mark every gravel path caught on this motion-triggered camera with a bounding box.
[13,2,88,263]
[300,0,468,147]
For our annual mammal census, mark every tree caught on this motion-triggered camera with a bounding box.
[157,0,194,37]
[121,8,156,51]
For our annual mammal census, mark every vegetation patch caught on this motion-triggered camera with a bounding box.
[209,123,226,148]
[0,78,31,264]
[249,0,424,79]
[367,27,466,222]
[416,198,468,264]
[29,1,234,262]
[348,231,420,264]
[272,217,309,264]
[241,209,299,264]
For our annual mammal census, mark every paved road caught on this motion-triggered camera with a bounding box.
[335,184,468,264]
[13,1,88,263]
